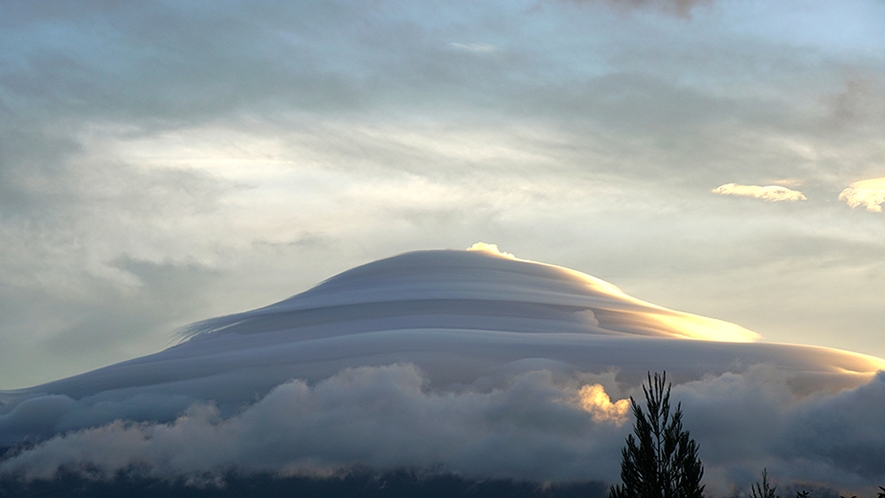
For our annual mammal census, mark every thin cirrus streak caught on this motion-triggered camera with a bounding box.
[1,246,884,491]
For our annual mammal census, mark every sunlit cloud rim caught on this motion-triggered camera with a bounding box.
[838,177,885,213]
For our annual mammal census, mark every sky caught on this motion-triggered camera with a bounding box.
[1,0,885,393]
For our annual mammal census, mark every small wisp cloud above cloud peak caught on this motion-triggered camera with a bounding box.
[2,246,885,495]
[1,0,885,495]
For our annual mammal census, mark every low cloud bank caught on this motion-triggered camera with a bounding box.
[712,183,807,202]
[1,365,884,494]
[0,365,630,483]
[676,368,885,493]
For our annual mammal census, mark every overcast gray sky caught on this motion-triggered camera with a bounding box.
[2,0,884,389]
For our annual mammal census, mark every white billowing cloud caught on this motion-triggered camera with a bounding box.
[466,241,516,259]
[577,384,631,424]
[838,178,885,212]
[712,183,807,202]
[2,366,885,494]
[0,365,630,483]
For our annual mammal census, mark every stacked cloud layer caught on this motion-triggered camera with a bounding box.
[1,247,884,493]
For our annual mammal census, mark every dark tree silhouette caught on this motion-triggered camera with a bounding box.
[750,469,778,498]
[610,372,704,498]
[878,486,885,498]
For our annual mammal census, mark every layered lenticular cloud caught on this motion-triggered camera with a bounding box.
[1,248,884,492]
[713,183,807,202]
[839,178,885,212]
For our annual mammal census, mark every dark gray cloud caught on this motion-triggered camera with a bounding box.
[674,369,885,492]
[2,0,879,192]
[0,365,629,482]
[2,366,884,494]
[780,374,885,481]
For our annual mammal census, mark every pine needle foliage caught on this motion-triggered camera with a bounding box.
[610,372,705,498]
[750,469,778,498]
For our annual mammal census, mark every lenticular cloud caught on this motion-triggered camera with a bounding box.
[2,248,884,491]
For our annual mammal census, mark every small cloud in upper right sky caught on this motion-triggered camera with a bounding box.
[712,183,807,202]
[838,178,885,212]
